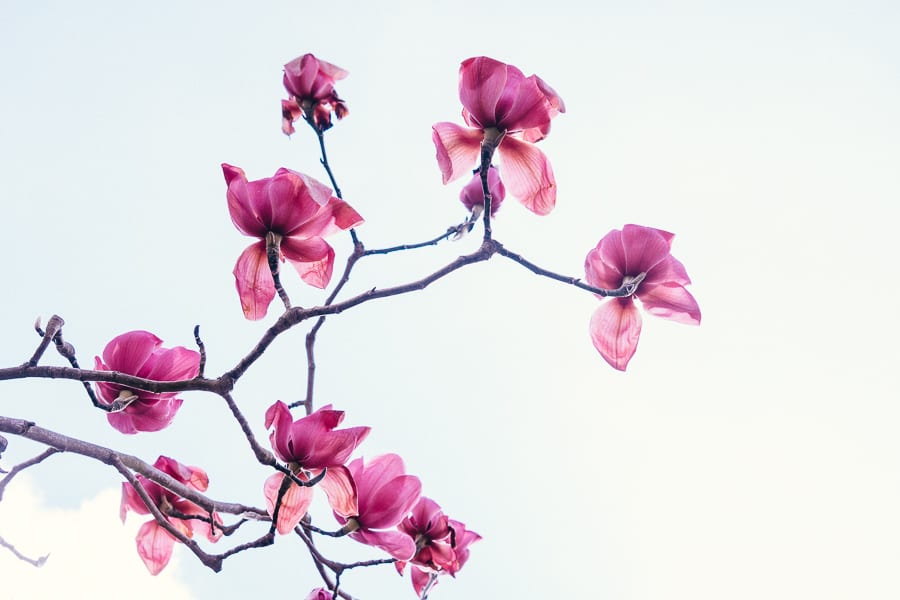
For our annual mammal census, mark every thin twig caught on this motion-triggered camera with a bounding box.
[0,448,59,501]
[194,325,207,378]
[0,535,48,567]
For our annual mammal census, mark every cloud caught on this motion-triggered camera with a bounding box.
[0,475,195,600]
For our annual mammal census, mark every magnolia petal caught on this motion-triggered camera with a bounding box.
[120,482,149,521]
[233,241,276,321]
[101,331,162,374]
[589,299,642,371]
[459,57,511,129]
[431,123,482,184]
[263,473,313,535]
[497,136,556,215]
[411,567,434,597]
[281,99,302,136]
[106,398,183,434]
[319,466,358,517]
[620,224,675,277]
[350,528,417,561]
[639,282,702,325]
[143,346,200,382]
[135,520,176,576]
[281,237,335,289]
[359,474,422,530]
[223,164,268,238]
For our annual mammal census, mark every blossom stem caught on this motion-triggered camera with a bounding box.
[266,232,292,311]
[313,126,360,247]
[480,143,497,240]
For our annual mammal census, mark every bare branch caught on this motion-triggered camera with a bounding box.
[0,534,48,567]
[0,448,59,501]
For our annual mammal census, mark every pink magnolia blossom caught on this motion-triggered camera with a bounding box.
[94,330,199,434]
[305,589,331,600]
[263,401,370,534]
[459,165,505,216]
[584,224,701,370]
[396,497,481,597]
[120,456,222,575]
[337,454,422,560]
[223,163,364,320]
[281,53,349,134]
[432,56,564,215]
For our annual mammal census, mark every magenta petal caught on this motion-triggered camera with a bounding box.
[135,520,176,575]
[102,330,162,374]
[497,136,556,215]
[264,473,313,535]
[233,241,276,320]
[106,398,183,434]
[589,299,643,371]
[639,282,701,325]
[350,528,417,561]
[459,57,510,128]
[620,224,675,276]
[143,347,200,382]
[319,466,358,518]
[431,123,482,184]
[223,164,268,238]
[411,567,433,596]
[281,237,335,289]
[360,474,422,530]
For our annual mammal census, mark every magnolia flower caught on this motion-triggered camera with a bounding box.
[120,456,221,575]
[94,331,199,434]
[459,165,505,217]
[432,56,564,215]
[304,589,331,600]
[281,53,349,134]
[396,497,481,597]
[338,454,422,560]
[223,163,363,320]
[263,401,370,534]
[584,224,701,370]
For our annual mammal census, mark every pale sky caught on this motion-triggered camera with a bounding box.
[1,1,899,599]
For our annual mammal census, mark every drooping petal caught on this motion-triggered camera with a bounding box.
[101,331,162,374]
[496,136,556,215]
[350,528,417,561]
[120,482,149,521]
[638,282,701,325]
[282,99,303,136]
[135,520,176,576]
[233,241,276,321]
[410,567,434,597]
[281,236,335,289]
[264,473,314,535]
[319,466,358,517]
[589,299,643,371]
[431,123,482,184]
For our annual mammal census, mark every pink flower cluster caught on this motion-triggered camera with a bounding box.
[264,402,479,596]
[94,330,200,434]
[120,456,222,575]
[281,53,349,134]
[433,56,565,216]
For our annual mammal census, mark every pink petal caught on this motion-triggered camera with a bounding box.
[319,466,358,517]
[120,482,149,521]
[411,567,434,596]
[264,473,313,535]
[281,99,302,136]
[106,398,183,434]
[142,346,200,382]
[264,169,330,234]
[589,299,642,371]
[638,282,701,325]
[101,331,162,374]
[359,474,422,530]
[350,528,417,561]
[620,224,675,276]
[281,237,335,289]
[233,241,275,321]
[496,137,556,215]
[459,57,511,129]
[223,164,268,238]
[431,123,482,184]
[135,520,176,575]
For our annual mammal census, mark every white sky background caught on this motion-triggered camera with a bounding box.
[1,1,899,598]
